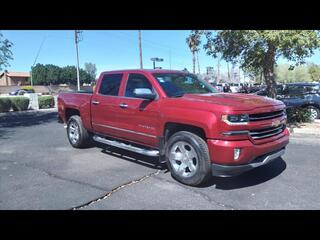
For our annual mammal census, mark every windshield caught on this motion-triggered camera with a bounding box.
[153,73,217,97]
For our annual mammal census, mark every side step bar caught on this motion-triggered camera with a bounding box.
[93,135,159,157]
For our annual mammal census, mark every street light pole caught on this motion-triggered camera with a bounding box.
[75,30,81,91]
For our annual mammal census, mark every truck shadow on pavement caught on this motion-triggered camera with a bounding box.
[0,111,58,129]
[98,144,166,170]
[201,158,287,189]
[96,141,287,190]
[0,111,58,140]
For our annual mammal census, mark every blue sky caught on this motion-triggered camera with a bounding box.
[2,30,320,76]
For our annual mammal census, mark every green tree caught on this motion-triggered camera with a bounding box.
[60,66,77,85]
[308,63,320,81]
[79,69,92,84]
[186,31,202,74]
[32,63,47,85]
[84,62,97,80]
[0,33,13,70]
[46,64,61,85]
[201,30,320,98]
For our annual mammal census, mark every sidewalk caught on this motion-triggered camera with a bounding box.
[289,119,320,135]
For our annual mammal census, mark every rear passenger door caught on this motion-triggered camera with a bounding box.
[91,73,124,137]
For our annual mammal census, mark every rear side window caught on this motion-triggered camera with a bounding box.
[98,74,123,96]
[125,74,154,98]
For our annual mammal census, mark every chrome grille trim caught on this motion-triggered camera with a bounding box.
[249,110,285,121]
[249,124,285,140]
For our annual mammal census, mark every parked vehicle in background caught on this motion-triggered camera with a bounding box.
[248,83,264,93]
[256,82,320,120]
[58,69,289,186]
[9,89,29,96]
[229,83,243,93]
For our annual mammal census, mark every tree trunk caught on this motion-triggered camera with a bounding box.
[196,51,200,74]
[192,51,196,74]
[263,45,277,98]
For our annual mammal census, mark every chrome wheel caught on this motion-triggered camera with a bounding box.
[309,107,318,120]
[169,141,198,178]
[68,121,80,144]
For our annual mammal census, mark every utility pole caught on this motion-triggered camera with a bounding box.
[74,30,81,91]
[138,30,143,69]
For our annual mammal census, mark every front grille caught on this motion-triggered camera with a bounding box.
[249,110,285,121]
[249,124,285,140]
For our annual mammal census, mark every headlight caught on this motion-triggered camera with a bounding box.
[221,114,249,125]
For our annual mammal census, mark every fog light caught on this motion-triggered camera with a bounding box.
[234,148,241,161]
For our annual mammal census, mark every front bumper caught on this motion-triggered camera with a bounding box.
[207,128,290,177]
[211,148,286,177]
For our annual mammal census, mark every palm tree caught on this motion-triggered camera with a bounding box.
[186,32,201,74]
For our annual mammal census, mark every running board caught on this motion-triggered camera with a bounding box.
[93,135,159,157]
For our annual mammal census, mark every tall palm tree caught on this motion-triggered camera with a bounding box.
[186,32,201,74]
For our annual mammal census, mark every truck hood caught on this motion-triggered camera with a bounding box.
[182,93,283,111]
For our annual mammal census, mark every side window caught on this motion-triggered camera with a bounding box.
[98,74,123,96]
[125,74,154,98]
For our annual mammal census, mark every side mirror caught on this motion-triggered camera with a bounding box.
[133,88,156,100]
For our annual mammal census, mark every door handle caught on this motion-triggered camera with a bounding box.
[92,100,100,105]
[119,103,128,109]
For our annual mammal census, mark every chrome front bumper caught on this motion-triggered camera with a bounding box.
[211,148,286,177]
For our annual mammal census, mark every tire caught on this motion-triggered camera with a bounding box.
[165,131,211,186]
[306,106,320,121]
[67,115,91,148]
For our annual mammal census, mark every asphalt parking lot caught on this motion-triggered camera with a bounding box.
[0,110,320,210]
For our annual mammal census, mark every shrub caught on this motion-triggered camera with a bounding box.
[0,98,12,112]
[10,97,30,111]
[286,107,312,124]
[21,86,35,93]
[38,95,55,109]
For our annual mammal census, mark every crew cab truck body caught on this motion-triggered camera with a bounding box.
[58,69,289,186]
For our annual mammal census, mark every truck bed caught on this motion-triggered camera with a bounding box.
[57,92,93,131]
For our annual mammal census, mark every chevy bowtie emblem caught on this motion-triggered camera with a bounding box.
[271,120,281,127]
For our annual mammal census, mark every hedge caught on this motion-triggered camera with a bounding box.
[286,107,312,124]
[21,86,35,93]
[10,97,30,111]
[38,95,55,109]
[0,98,12,112]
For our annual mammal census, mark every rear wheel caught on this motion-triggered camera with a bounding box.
[165,131,211,186]
[306,106,320,121]
[67,115,90,148]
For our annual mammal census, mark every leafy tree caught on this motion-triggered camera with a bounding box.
[46,64,61,85]
[200,30,320,98]
[308,63,320,81]
[84,62,97,80]
[60,66,77,85]
[32,63,47,85]
[0,33,13,71]
[186,31,202,74]
[79,69,92,84]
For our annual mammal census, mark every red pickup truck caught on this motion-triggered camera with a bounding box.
[58,69,289,186]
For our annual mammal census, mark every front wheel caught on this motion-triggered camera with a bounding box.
[165,131,211,186]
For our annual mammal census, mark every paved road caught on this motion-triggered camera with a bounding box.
[0,110,319,209]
